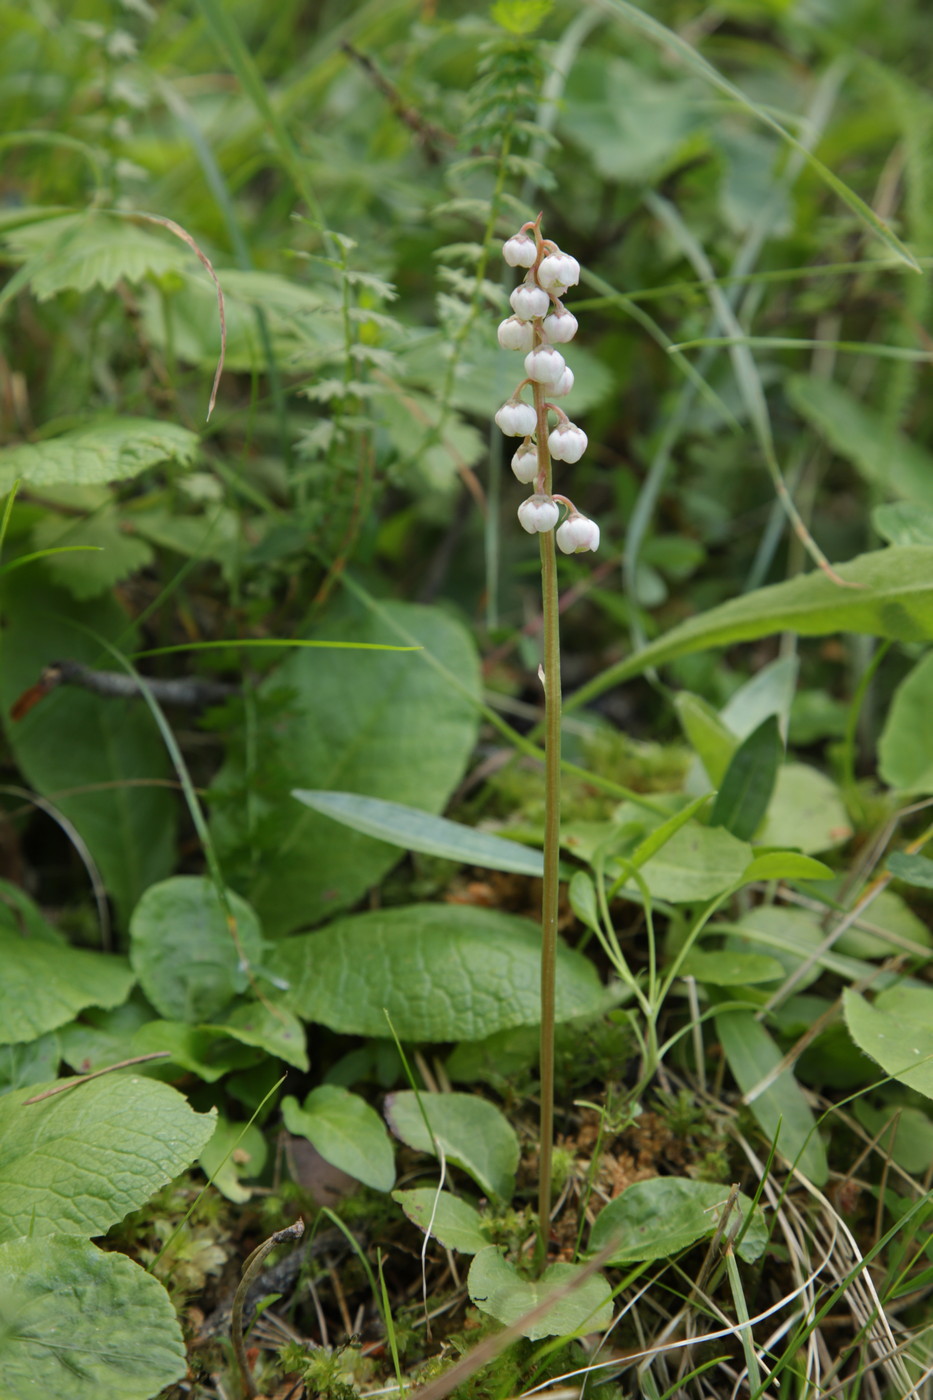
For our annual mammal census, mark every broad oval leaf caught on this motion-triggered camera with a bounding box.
[0,1236,187,1400]
[292,790,543,877]
[0,928,133,1046]
[385,1090,519,1201]
[0,417,198,492]
[270,903,605,1042]
[621,823,751,903]
[467,1248,613,1340]
[0,1074,216,1243]
[130,876,267,1023]
[282,1085,395,1192]
[392,1188,489,1255]
[589,1177,767,1264]
[678,949,783,986]
[879,653,933,793]
[843,986,933,1099]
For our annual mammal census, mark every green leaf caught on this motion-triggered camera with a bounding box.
[467,1248,613,1340]
[621,823,751,903]
[210,999,309,1071]
[788,376,933,508]
[887,851,933,889]
[292,791,544,877]
[589,1177,767,1263]
[30,509,154,599]
[130,877,267,1023]
[852,1102,933,1175]
[567,548,933,713]
[212,601,481,934]
[282,1085,395,1192]
[568,870,601,934]
[710,716,783,841]
[199,1116,268,1203]
[0,1035,60,1098]
[843,987,933,1099]
[130,1019,257,1083]
[724,905,869,986]
[3,211,189,299]
[271,903,605,1042]
[715,1009,828,1184]
[0,927,133,1046]
[0,1074,216,1243]
[0,576,176,922]
[0,418,199,493]
[0,1235,186,1400]
[879,653,933,792]
[674,692,736,785]
[756,764,851,854]
[385,1091,519,1201]
[874,502,933,548]
[678,950,784,986]
[741,852,834,883]
[392,1189,489,1255]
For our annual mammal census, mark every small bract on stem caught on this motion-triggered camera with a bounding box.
[494,214,598,1268]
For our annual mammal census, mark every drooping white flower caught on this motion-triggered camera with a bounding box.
[510,281,550,321]
[548,421,587,462]
[495,400,537,437]
[543,307,578,344]
[524,345,566,386]
[549,367,574,398]
[503,233,538,268]
[511,441,538,483]
[557,513,600,554]
[537,252,580,291]
[518,493,559,534]
[497,316,534,352]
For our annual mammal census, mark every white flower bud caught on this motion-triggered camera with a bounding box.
[503,233,537,268]
[538,252,580,291]
[548,421,587,463]
[524,345,566,385]
[495,400,537,437]
[544,307,578,344]
[497,316,534,352]
[510,281,550,321]
[549,367,574,398]
[511,442,538,484]
[518,493,559,534]
[557,514,600,554]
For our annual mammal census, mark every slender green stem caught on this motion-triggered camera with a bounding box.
[535,379,560,1265]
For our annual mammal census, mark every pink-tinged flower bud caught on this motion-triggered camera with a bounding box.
[543,307,578,344]
[518,493,559,534]
[495,400,537,437]
[511,442,538,483]
[548,421,587,463]
[503,233,538,268]
[549,367,574,398]
[524,345,566,385]
[557,514,600,554]
[497,316,534,352]
[538,252,580,291]
[510,281,550,321]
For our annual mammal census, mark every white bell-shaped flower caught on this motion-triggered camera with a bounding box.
[497,316,534,352]
[549,367,574,398]
[495,400,537,437]
[524,345,566,386]
[548,421,587,463]
[503,233,538,268]
[518,493,559,534]
[543,307,578,344]
[537,252,580,291]
[557,513,600,554]
[510,281,550,322]
[511,442,538,484]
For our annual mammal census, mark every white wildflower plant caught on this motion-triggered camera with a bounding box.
[494,215,597,553]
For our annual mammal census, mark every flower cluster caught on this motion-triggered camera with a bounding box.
[495,219,598,555]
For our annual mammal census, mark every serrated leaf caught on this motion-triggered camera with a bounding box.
[31,509,154,599]
[4,211,189,299]
[292,791,544,877]
[710,715,783,840]
[392,1189,489,1254]
[271,903,604,1042]
[568,548,933,713]
[0,418,199,493]
[879,653,933,793]
[212,602,481,934]
[0,1075,216,1243]
[843,986,933,1099]
[715,1008,827,1183]
[589,1177,767,1263]
[0,1235,187,1400]
[385,1091,519,1201]
[467,1248,613,1340]
[130,877,267,1023]
[0,927,133,1046]
[283,1085,395,1192]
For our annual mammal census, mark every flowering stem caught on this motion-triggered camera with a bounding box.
[534,377,560,1268]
